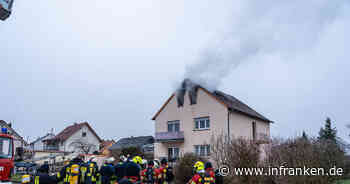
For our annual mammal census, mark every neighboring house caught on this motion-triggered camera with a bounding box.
[109,136,154,154]
[152,79,272,160]
[0,120,27,156]
[29,133,55,151]
[100,140,115,156]
[43,122,102,154]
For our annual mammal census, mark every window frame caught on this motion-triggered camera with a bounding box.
[167,120,180,132]
[194,145,210,157]
[168,147,180,159]
[194,117,210,130]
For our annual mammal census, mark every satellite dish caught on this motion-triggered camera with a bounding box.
[0,0,14,21]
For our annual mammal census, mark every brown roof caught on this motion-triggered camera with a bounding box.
[152,80,272,123]
[46,122,102,142]
[211,90,271,122]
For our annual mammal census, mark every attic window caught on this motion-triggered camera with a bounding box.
[189,87,199,105]
[176,89,186,107]
[82,132,87,137]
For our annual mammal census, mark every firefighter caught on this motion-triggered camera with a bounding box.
[204,162,215,178]
[27,164,59,184]
[115,156,127,183]
[189,161,215,184]
[80,162,88,184]
[100,157,115,184]
[158,158,174,184]
[85,157,99,184]
[59,156,83,184]
[123,156,142,183]
[141,160,160,184]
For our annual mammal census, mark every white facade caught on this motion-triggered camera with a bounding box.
[59,124,100,154]
[30,134,55,151]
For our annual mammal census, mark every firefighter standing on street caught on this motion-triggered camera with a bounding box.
[24,164,59,184]
[80,161,88,184]
[58,156,83,184]
[189,161,215,184]
[158,159,174,184]
[100,157,115,184]
[204,162,215,178]
[124,156,142,183]
[114,155,127,183]
[141,160,160,184]
[85,157,99,184]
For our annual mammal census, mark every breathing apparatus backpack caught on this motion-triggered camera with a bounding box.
[69,164,80,184]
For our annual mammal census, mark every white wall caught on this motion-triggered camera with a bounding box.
[61,125,100,154]
[32,134,55,151]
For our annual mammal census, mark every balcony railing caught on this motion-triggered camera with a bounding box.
[44,145,59,151]
[155,131,184,143]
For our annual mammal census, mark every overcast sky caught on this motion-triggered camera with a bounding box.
[1,0,349,143]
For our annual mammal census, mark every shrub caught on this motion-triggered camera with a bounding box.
[211,136,263,184]
[264,137,347,184]
[210,134,348,184]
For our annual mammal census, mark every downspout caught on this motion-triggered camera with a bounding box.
[227,109,230,141]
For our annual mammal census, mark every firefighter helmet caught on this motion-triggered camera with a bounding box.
[194,161,204,172]
[132,156,143,164]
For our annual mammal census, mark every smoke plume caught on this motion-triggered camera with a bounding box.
[184,0,349,90]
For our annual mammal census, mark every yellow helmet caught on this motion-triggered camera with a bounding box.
[193,161,204,172]
[132,156,143,164]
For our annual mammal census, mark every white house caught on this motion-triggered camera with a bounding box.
[43,122,102,154]
[29,133,55,151]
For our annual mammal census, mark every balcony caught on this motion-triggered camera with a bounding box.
[155,131,184,143]
[44,145,59,151]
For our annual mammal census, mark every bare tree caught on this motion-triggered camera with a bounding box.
[70,139,96,154]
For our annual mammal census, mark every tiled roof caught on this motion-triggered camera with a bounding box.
[30,133,55,145]
[109,136,154,150]
[152,79,272,123]
[212,90,271,122]
[46,122,102,142]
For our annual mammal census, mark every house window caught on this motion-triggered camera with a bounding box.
[194,145,210,156]
[168,121,180,132]
[252,122,257,140]
[82,132,87,137]
[168,147,179,159]
[194,117,210,130]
